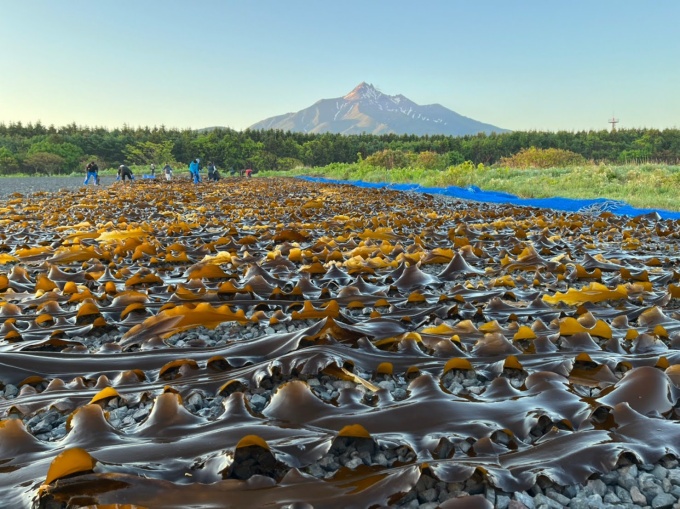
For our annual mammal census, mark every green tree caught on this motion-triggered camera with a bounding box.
[0,147,20,175]
[123,141,176,165]
[27,141,83,173]
[23,152,65,175]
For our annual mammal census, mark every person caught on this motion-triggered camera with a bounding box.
[229,167,237,177]
[150,163,156,177]
[188,158,200,184]
[83,161,99,185]
[117,164,134,183]
[207,161,216,181]
[163,163,173,181]
[245,168,253,178]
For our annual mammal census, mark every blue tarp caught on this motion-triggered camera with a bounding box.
[298,176,680,220]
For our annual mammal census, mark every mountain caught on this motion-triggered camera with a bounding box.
[248,82,508,136]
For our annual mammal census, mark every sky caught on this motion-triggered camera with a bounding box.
[1,1,679,133]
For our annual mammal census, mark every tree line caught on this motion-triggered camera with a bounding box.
[0,121,678,175]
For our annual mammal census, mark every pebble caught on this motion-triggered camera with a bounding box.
[651,493,676,509]
[630,485,648,505]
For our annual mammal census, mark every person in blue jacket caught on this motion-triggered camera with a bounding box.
[83,161,99,185]
[189,158,201,184]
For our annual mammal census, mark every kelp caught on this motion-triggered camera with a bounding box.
[0,178,679,507]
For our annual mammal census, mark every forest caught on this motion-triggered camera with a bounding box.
[0,121,679,175]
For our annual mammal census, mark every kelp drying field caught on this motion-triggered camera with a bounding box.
[1,177,680,508]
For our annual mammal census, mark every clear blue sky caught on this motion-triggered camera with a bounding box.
[1,1,678,132]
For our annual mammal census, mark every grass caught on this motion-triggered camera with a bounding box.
[259,162,680,211]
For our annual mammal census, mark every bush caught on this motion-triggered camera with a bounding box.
[0,147,20,175]
[498,147,586,169]
[364,149,411,169]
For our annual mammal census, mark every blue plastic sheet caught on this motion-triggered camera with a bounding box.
[297,176,680,220]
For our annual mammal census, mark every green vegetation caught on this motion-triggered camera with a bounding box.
[1,121,679,176]
[0,122,677,210]
[498,147,586,168]
[258,162,680,211]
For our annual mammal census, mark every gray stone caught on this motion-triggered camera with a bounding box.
[417,475,435,491]
[619,473,638,490]
[496,495,511,509]
[615,485,633,503]
[587,479,608,497]
[567,497,590,509]
[545,489,571,507]
[640,473,663,499]
[378,380,396,391]
[374,452,388,466]
[392,388,408,399]
[586,494,603,506]
[419,488,438,503]
[32,420,53,434]
[449,382,464,394]
[5,384,19,397]
[651,492,676,509]
[345,457,362,469]
[514,491,535,509]
[529,483,543,496]
[668,470,680,486]
[533,493,562,509]
[630,485,648,505]
[562,485,578,498]
[187,393,203,407]
[603,492,621,504]
[620,465,639,478]
[663,478,672,493]
[306,463,324,478]
[132,408,149,422]
[250,394,267,410]
[357,450,371,465]
[51,425,67,439]
[600,471,619,485]
[653,465,669,481]
[318,455,337,471]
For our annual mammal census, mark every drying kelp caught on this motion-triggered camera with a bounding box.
[0,178,679,508]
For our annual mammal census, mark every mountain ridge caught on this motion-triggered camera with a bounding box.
[248,82,508,136]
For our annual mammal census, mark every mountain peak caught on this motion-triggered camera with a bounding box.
[344,82,381,102]
[249,84,508,136]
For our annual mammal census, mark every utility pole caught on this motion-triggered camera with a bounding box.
[608,116,619,132]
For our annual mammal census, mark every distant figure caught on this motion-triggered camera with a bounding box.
[189,159,200,184]
[84,161,99,186]
[163,163,173,181]
[245,168,253,178]
[207,161,220,181]
[117,164,134,183]
[150,163,156,177]
[229,167,237,177]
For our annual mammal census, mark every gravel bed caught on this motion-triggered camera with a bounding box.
[0,176,121,197]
